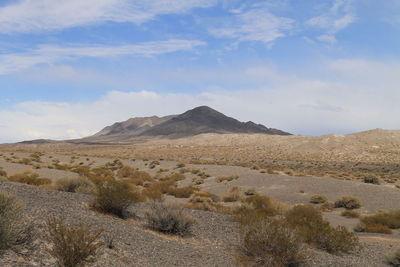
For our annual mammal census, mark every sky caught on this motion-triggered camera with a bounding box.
[0,0,400,142]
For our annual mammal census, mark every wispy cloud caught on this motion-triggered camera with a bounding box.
[0,0,216,34]
[0,39,206,74]
[307,0,356,43]
[209,4,294,44]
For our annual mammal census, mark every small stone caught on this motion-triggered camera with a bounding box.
[17,257,25,263]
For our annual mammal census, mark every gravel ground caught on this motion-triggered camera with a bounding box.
[0,181,398,267]
[0,181,236,267]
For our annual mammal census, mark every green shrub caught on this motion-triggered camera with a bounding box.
[334,196,361,210]
[237,217,304,267]
[54,177,95,194]
[387,248,400,266]
[286,205,360,254]
[9,170,51,186]
[0,192,32,251]
[145,202,194,236]
[310,194,328,204]
[47,217,104,267]
[363,175,380,185]
[92,180,142,218]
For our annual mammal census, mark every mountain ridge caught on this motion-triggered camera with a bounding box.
[83,106,291,142]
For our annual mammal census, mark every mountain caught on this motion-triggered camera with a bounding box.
[81,106,291,143]
[140,106,291,137]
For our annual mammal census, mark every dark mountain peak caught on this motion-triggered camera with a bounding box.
[177,106,231,122]
[186,105,218,114]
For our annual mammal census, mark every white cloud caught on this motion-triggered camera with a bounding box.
[209,6,294,44]
[1,58,400,142]
[0,0,216,33]
[317,34,337,44]
[0,39,206,74]
[307,0,356,41]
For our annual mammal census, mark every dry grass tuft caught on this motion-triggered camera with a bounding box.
[310,194,328,204]
[387,248,400,266]
[357,209,400,234]
[8,170,51,186]
[145,202,194,236]
[237,217,304,267]
[54,177,95,194]
[341,210,360,218]
[47,217,104,267]
[0,192,33,251]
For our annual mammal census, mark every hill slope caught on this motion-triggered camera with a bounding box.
[92,115,175,138]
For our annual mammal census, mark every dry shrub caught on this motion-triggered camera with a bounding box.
[144,180,174,196]
[176,163,185,168]
[244,188,256,196]
[47,217,104,267]
[319,202,335,212]
[186,202,231,213]
[0,168,7,178]
[104,159,123,171]
[334,196,361,210]
[86,167,115,186]
[8,170,51,186]
[189,191,220,203]
[54,177,95,194]
[286,205,360,254]
[387,248,400,266]
[145,202,194,236]
[363,175,380,185]
[92,180,142,218]
[223,187,242,202]
[354,223,392,234]
[237,217,304,267]
[0,192,33,251]
[141,186,164,201]
[164,173,186,182]
[192,178,204,185]
[167,186,198,198]
[117,166,151,180]
[234,195,288,224]
[54,163,71,171]
[341,210,360,218]
[70,166,91,177]
[310,194,328,204]
[217,175,239,183]
[361,210,400,230]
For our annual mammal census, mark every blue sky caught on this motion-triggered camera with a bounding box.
[0,0,400,142]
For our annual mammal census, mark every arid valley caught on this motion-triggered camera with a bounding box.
[1,107,400,266]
